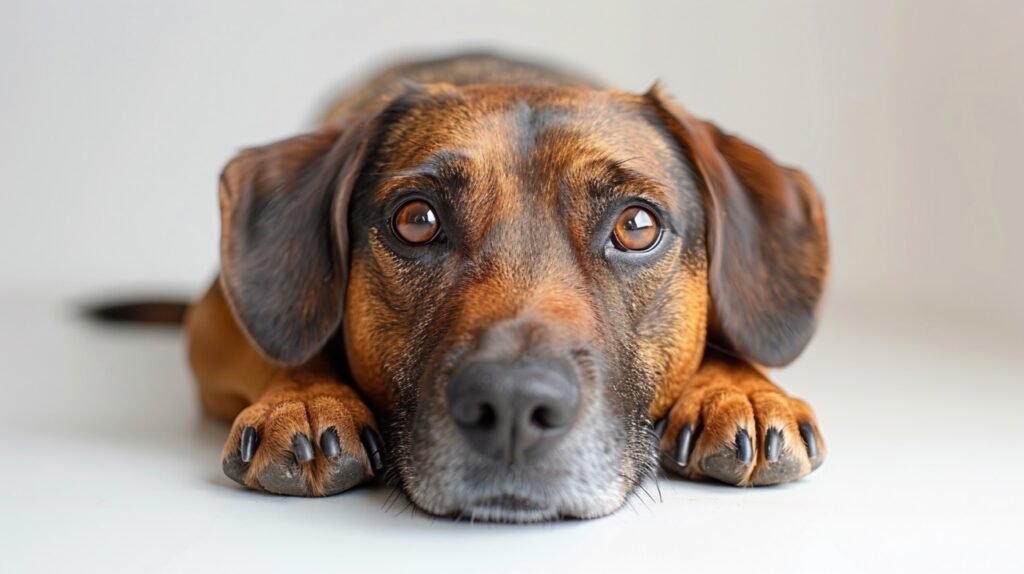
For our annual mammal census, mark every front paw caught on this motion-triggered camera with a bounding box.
[656,375,824,486]
[221,383,384,496]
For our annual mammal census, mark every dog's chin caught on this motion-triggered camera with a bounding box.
[458,494,560,523]
[403,481,631,523]
[455,494,629,523]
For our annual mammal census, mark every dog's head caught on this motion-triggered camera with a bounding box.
[217,83,828,521]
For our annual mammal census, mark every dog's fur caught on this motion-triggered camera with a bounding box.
[185,53,829,522]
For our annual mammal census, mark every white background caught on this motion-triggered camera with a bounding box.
[2,1,1022,572]
[4,0,1023,327]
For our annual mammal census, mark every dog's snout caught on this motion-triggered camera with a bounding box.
[448,361,580,464]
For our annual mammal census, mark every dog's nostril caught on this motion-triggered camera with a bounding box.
[454,400,498,430]
[529,406,556,430]
[477,403,497,430]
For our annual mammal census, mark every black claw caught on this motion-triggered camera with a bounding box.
[735,428,753,465]
[320,427,341,458]
[799,422,819,460]
[674,424,694,466]
[653,418,667,440]
[240,426,258,463]
[292,433,315,463]
[765,427,782,463]
[360,427,384,473]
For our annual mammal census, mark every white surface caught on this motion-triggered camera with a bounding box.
[0,293,1020,573]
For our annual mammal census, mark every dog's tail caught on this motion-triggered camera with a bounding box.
[84,299,190,326]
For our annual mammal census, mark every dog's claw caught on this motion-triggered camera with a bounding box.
[735,428,753,465]
[799,422,819,462]
[764,427,782,463]
[674,424,694,466]
[292,433,315,463]
[320,427,341,458]
[240,426,258,463]
[696,427,755,484]
[653,418,667,439]
[360,428,384,473]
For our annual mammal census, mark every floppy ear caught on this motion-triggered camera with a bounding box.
[647,86,829,367]
[218,112,379,365]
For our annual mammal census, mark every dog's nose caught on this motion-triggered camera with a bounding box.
[447,360,580,464]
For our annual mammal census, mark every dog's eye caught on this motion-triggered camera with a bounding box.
[612,206,660,251]
[392,199,440,245]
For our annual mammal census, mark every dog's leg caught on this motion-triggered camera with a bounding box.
[656,352,825,486]
[187,280,381,496]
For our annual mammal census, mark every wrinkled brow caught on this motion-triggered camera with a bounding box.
[381,149,472,181]
[371,150,472,204]
[568,157,672,204]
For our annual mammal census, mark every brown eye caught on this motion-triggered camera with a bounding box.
[392,199,440,245]
[612,206,660,251]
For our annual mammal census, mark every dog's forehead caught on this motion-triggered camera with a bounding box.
[371,84,685,206]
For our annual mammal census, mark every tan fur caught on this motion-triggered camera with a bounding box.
[658,353,825,486]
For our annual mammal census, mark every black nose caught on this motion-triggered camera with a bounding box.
[447,360,580,464]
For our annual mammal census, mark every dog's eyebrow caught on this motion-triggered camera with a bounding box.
[561,156,676,215]
[582,157,666,194]
[379,150,471,181]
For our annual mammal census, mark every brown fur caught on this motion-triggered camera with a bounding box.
[186,53,829,505]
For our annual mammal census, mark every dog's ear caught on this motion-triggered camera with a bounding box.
[647,86,829,367]
[218,111,379,365]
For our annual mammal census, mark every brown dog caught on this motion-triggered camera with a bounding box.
[184,52,829,522]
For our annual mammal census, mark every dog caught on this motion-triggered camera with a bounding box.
[175,52,829,522]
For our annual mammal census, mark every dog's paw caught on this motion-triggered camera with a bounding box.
[656,375,824,486]
[221,382,384,496]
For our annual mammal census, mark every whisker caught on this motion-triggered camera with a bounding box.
[652,470,664,503]
[636,482,657,505]
[395,498,415,518]
[383,487,407,513]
